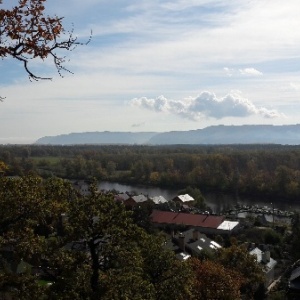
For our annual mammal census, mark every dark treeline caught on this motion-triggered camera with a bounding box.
[2,144,300,201]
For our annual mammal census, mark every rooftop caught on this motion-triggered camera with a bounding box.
[115,193,130,202]
[131,194,148,203]
[151,210,225,228]
[217,220,239,231]
[249,247,277,271]
[151,195,168,205]
[174,228,222,254]
[175,194,195,203]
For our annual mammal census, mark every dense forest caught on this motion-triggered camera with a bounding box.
[1,144,300,202]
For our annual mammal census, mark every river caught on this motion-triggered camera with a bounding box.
[98,181,300,214]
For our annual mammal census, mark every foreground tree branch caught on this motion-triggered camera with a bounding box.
[0,0,91,81]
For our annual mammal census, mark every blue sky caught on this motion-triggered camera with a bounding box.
[1,0,300,143]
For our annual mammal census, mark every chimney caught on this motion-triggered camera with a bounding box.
[193,229,199,241]
[178,232,185,252]
[171,229,175,238]
[262,251,270,263]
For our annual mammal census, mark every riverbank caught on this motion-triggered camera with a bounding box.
[98,181,300,214]
[224,203,293,225]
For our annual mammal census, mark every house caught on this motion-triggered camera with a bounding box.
[164,238,191,261]
[173,194,195,206]
[249,246,277,287]
[173,228,222,255]
[131,194,148,205]
[164,228,222,261]
[288,266,300,297]
[114,193,130,204]
[151,195,168,205]
[123,194,149,208]
[216,220,240,234]
[72,180,90,196]
[150,210,239,235]
[176,252,191,261]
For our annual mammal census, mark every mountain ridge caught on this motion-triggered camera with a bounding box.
[35,124,300,145]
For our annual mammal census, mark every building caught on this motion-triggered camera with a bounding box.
[173,194,195,206]
[123,194,149,208]
[150,210,239,235]
[72,180,90,196]
[174,228,222,255]
[150,195,168,205]
[249,246,277,287]
[114,193,130,203]
[288,266,300,297]
[114,193,149,208]
[164,228,222,261]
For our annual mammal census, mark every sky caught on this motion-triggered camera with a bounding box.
[1,0,300,144]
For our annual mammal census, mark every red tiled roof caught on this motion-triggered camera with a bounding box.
[150,210,225,229]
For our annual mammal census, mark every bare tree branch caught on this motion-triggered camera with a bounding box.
[0,0,91,85]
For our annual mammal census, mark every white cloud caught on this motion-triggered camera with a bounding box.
[69,0,300,77]
[239,68,263,76]
[289,82,300,91]
[224,67,263,77]
[224,67,234,77]
[131,91,282,120]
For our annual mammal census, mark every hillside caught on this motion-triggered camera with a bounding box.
[35,131,157,145]
[35,124,300,145]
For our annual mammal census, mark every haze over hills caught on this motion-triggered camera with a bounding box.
[35,131,157,145]
[35,125,300,145]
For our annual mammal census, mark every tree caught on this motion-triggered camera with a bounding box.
[63,182,194,299]
[190,258,243,300]
[0,175,72,299]
[216,245,265,299]
[65,183,140,297]
[0,0,90,89]
[0,175,70,238]
[0,178,191,299]
[289,211,300,260]
[0,273,45,300]
[0,160,8,174]
[139,234,194,300]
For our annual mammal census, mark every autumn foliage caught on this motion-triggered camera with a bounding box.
[0,0,88,80]
[190,258,243,299]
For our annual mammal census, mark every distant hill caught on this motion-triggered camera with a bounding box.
[35,125,300,145]
[35,131,157,145]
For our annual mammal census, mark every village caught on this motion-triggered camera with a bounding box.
[72,180,300,299]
